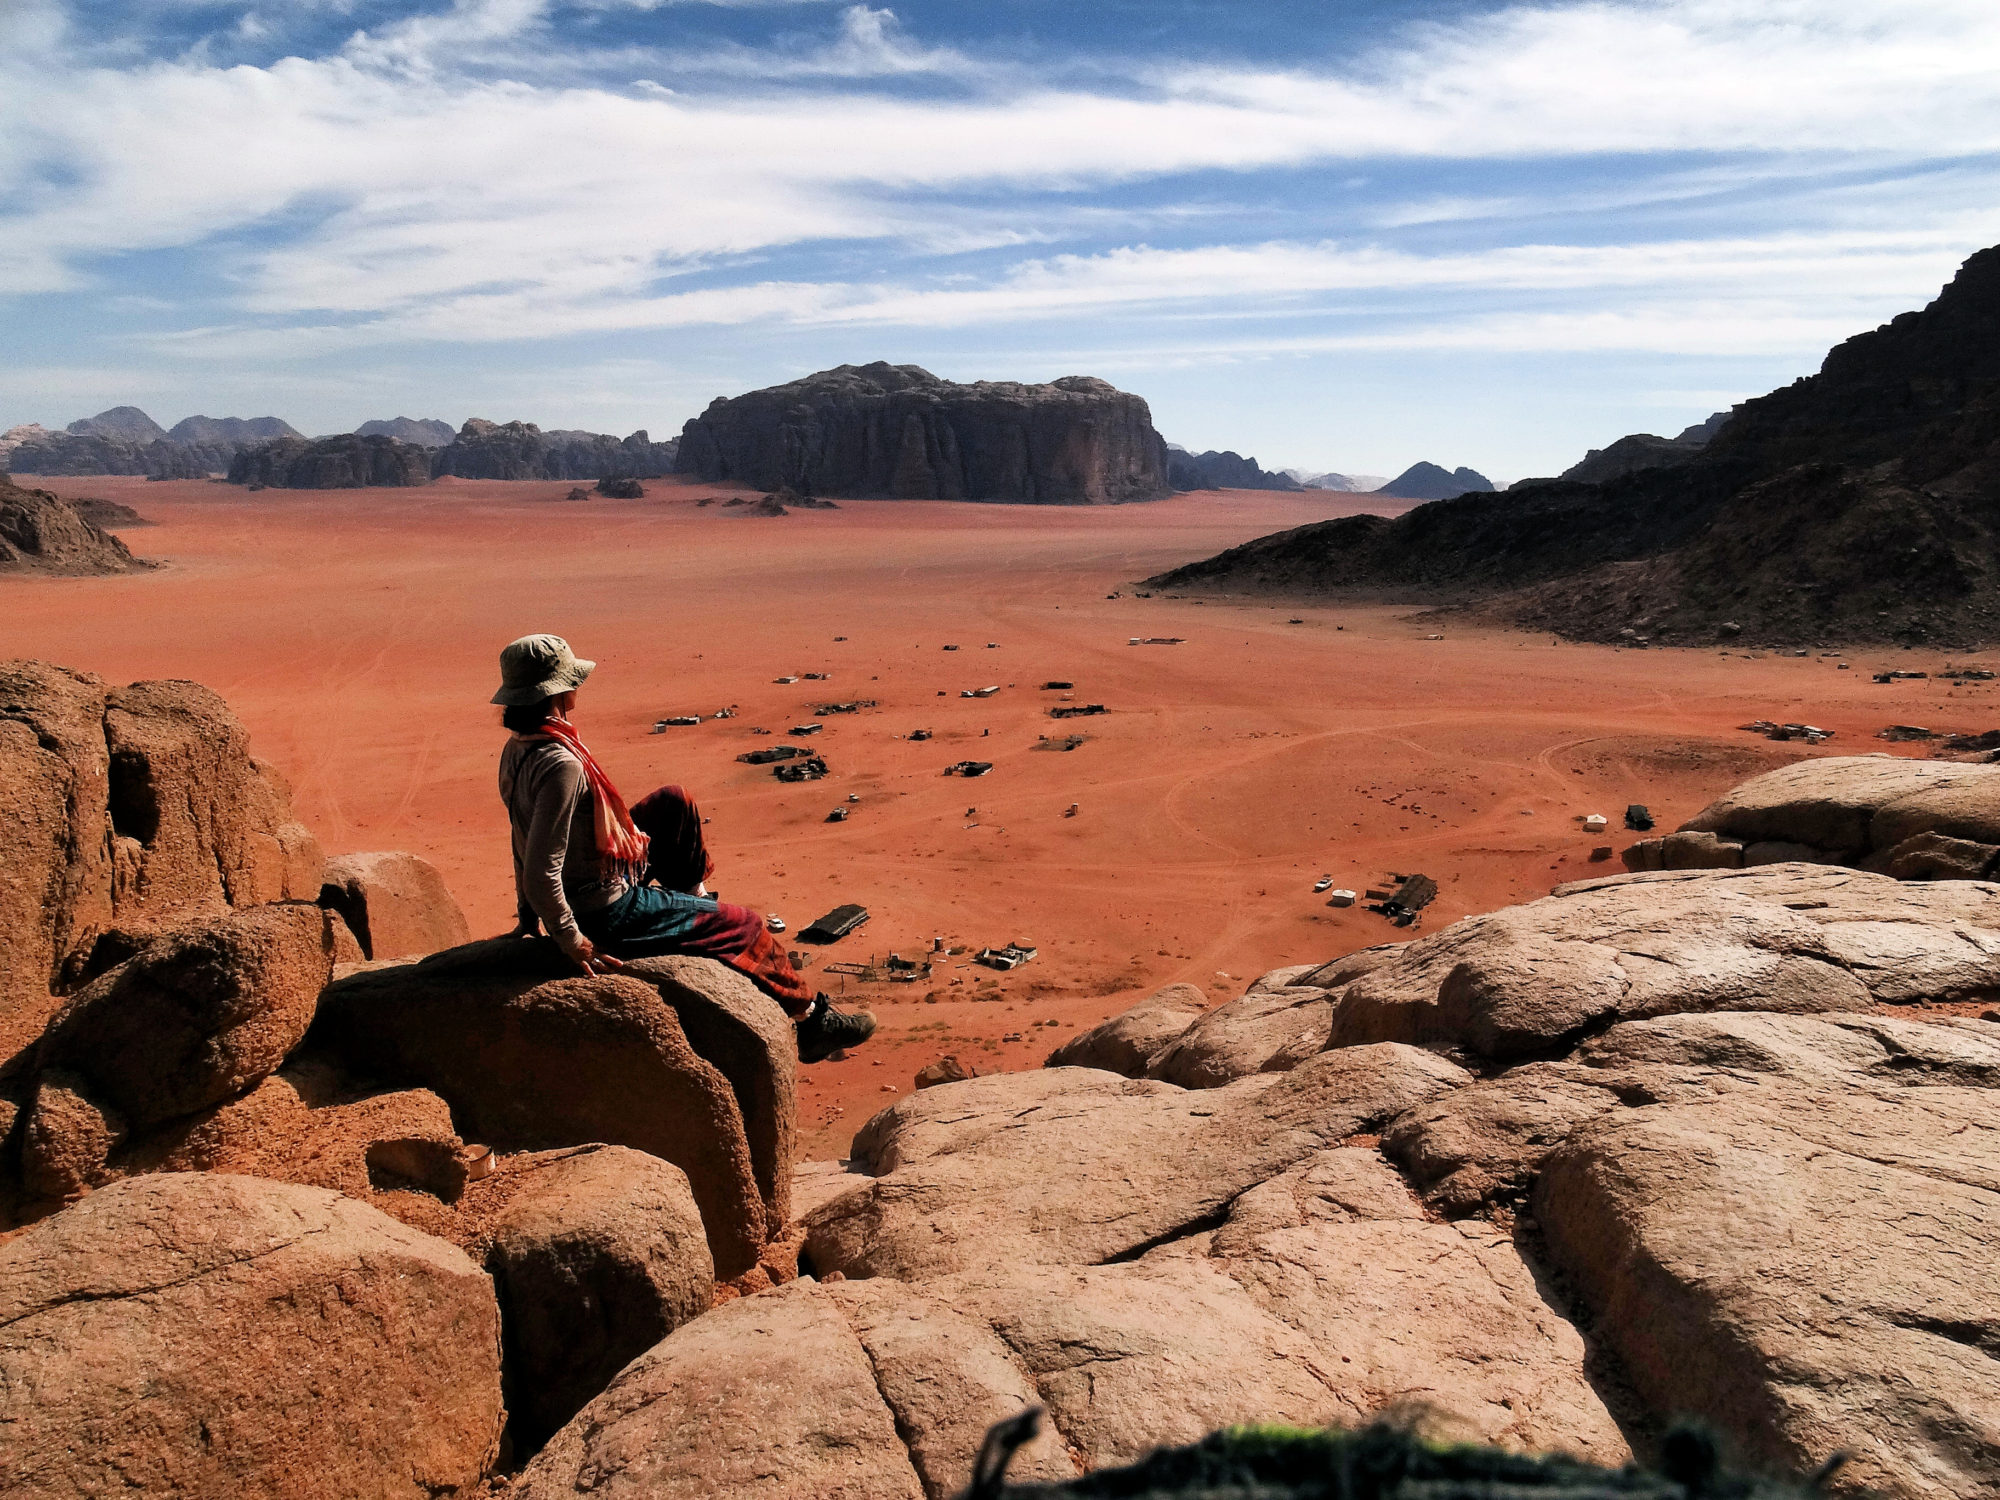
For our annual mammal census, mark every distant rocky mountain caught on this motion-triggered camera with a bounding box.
[1166,448,1302,492]
[14,408,292,477]
[227,434,433,489]
[1377,462,1494,500]
[355,417,457,448]
[1149,243,2000,646]
[66,406,169,444]
[168,415,301,446]
[0,423,50,466]
[676,362,1170,503]
[0,475,146,573]
[433,420,678,482]
[1533,410,1734,487]
[1283,470,1389,493]
[8,432,212,479]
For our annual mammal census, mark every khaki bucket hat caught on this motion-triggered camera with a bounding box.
[491,633,595,705]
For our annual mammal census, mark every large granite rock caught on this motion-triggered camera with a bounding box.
[528,1150,1624,1498]
[516,1280,928,1500]
[432,419,677,481]
[0,1173,503,1499]
[1323,863,2000,1063]
[1530,1011,2000,1499]
[0,663,322,1058]
[167,415,299,446]
[1044,981,1206,1074]
[36,903,334,1130]
[318,850,471,960]
[227,433,432,488]
[1625,756,2000,877]
[312,942,794,1277]
[804,1045,1466,1280]
[0,477,141,574]
[480,1144,714,1447]
[1145,972,1335,1088]
[676,362,1171,503]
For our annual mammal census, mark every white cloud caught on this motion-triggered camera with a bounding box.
[3,0,2000,370]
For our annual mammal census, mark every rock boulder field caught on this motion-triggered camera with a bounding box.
[675,362,1172,503]
[3,672,1999,1498]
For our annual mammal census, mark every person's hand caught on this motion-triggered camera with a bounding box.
[565,937,625,976]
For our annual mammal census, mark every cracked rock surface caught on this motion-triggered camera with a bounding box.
[0,1173,502,1499]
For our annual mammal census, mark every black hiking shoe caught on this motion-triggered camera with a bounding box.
[797,995,878,1062]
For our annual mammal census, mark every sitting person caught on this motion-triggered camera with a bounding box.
[492,632,874,1062]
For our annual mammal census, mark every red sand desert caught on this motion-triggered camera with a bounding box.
[12,474,1995,1153]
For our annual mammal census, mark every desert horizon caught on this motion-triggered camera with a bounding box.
[14,470,1994,1153]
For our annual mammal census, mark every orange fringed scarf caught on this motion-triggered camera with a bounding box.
[526,716,651,883]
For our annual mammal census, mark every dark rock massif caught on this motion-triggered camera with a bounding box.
[355,416,457,447]
[1153,244,2000,645]
[0,477,145,574]
[226,433,434,488]
[67,406,169,444]
[676,362,1171,503]
[1167,449,1303,492]
[167,415,301,446]
[1377,461,1494,499]
[433,419,678,481]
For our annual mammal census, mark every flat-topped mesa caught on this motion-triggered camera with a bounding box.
[676,362,1173,503]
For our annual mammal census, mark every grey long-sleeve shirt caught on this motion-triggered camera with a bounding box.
[499,735,627,953]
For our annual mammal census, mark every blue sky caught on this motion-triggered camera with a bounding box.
[4,1,1999,479]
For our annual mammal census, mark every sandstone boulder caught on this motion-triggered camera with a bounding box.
[1675,756,2000,874]
[622,952,797,1233]
[1044,982,1205,1075]
[804,1045,1467,1280]
[102,677,324,921]
[677,362,1171,503]
[313,951,773,1275]
[0,661,113,1053]
[478,1145,714,1446]
[0,1174,502,1498]
[38,903,334,1129]
[516,1280,927,1500]
[123,1066,472,1225]
[318,850,472,960]
[1144,980,1332,1088]
[19,1068,126,1202]
[1325,864,2000,1063]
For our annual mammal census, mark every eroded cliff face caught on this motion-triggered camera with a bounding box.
[676,363,1172,504]
[432,420,678,481]
[0,479,144,575]
[226,434,432,489]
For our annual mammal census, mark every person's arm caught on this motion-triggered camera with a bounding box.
[520,755,590,958]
